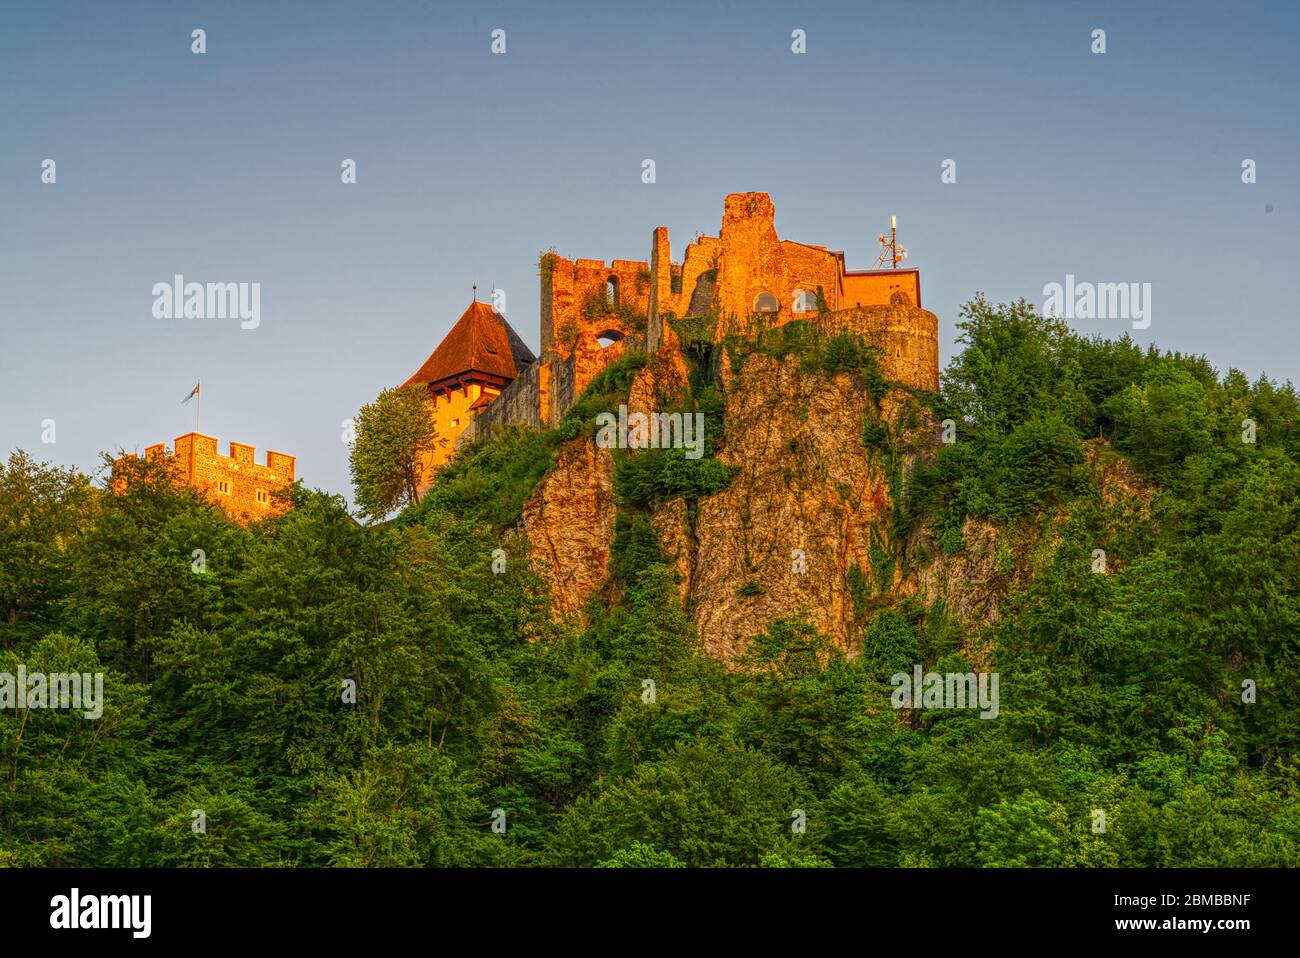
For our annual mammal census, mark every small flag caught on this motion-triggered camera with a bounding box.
[182,382,200,404]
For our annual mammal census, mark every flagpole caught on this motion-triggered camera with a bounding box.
[196,380,200,434]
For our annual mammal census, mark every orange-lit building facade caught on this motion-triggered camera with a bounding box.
[403,299,537,484]
[408,192,939,483]
[118,433,295,522]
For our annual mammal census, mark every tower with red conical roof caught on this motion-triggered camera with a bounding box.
[404,296,536,483]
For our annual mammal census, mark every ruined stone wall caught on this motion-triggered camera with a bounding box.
[457,359,544,449]
[457,331,644,452]
[541,254,650,355]
[538,334,646,426]
[649,193,883,340]
[570,331,638,408]
[712,192,782,322]
[648,229,722,350]
[647,227,671,351]
[777,241,844,312]
[547,349,577,426]
[670,237,723,315]
[709,193,844,330]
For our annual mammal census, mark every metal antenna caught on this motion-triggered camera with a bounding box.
[875,215,908,269]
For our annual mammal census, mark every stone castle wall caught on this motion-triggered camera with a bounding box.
[460,193,939,453]
[460,358,545,445]
[835,304,941,393]
[540,255,650,354]
[458,329,647,452]
[131,432,294,522]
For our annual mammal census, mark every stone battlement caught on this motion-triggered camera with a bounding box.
[126,432,295,522]
[572,257,647,271]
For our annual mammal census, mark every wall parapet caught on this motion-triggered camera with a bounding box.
[117,432,295,522]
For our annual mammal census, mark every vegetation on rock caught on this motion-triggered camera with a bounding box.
[3,297,1298,867]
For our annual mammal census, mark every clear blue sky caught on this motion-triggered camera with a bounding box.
[3,0,1297,502]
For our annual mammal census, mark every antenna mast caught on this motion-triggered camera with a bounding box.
[875,215,908,269]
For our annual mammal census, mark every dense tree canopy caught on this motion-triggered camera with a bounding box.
[2,299,1297,867]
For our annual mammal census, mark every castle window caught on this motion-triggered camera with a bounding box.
[217,481,230,495]
[753,291,779,314]
[793,288,818,313]
[450,419,460,428]
[256,489,269,506]
[606,276,620,306]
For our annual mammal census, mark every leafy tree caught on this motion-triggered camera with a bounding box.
[0,451,96,629]
[597,842,685,868]
[544,738,810,867]
[975,790,1073,867]
[349,384,443,521]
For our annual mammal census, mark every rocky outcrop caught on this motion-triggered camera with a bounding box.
[1085,439,1155,511]
[901,517,1003,626]
[520,439,616,618]
[669,352,897,660]
[626,324,690,418]
[652,497,694,607]
[515,345,1027,665]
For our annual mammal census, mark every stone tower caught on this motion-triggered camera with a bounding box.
[117,433,296,523]
[403,298,537,486]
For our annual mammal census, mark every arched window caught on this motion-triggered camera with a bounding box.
[792,288,818,313]
[606,276,620,306]
[753,291,779,314]
[596,329,625,349]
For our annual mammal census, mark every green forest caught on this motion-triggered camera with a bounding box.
[2,298,1297,867]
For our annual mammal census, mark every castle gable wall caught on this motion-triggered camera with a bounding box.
[541,255,650,356]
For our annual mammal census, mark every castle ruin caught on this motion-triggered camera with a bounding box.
[407,192,940,487]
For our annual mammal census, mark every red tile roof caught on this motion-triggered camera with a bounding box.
[403,300,536,391]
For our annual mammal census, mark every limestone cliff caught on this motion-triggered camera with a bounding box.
[665,352,893,660]
[520,438,616,618]
[518,346,1014,664]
